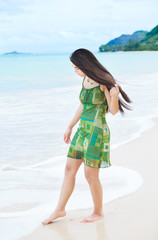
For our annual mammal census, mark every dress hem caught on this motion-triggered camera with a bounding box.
[67,154,111,169]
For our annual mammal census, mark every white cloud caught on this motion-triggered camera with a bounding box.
[0,0,157,53]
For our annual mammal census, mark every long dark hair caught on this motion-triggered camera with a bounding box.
[70,48,132,115]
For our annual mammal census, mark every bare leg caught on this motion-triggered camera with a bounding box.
[80,165,104,223]
[42,157,83,224]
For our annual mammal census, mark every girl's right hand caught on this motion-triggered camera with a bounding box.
[64,127,72,144]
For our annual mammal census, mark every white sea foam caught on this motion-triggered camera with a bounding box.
[0,165,143,240]
[0,52,158,240]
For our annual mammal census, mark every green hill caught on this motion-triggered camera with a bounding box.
[106,31,147,47]
[99,25,158,52]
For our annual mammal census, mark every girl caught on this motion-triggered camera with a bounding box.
[42,48,131,224]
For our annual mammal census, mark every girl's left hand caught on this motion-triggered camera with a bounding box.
[110,84,120,97]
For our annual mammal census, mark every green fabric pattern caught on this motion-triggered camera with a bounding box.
[67,76,111,168]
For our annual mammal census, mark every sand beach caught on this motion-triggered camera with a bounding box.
[20,117,158,240]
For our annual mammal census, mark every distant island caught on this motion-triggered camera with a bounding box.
[3,51,22,55]
[99,25,158,52]
[3,51,32,55]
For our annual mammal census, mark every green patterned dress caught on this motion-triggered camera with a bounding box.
[67,76,111,168]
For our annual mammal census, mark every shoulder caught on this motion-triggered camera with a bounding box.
[100,84,108,92]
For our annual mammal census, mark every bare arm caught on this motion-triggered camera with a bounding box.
[100,84,120,115]
[64,102,83,144]
[68,102,83,129]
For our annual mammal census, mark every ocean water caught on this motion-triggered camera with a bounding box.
[0,51,158,240]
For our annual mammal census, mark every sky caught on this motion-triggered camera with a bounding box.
[0,0,157,54]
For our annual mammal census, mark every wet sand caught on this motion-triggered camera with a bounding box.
[20,117,158,240]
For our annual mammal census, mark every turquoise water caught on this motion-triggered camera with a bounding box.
[0,53,74,92]
[0,51,158,92]
[0,51,158,165]
[0,51,158,239]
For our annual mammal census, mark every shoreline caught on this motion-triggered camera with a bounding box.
[19,117,158,240]
[98,50,158,53]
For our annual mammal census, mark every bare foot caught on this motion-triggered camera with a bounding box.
[42,210,66,225]
[80,213,104,223]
